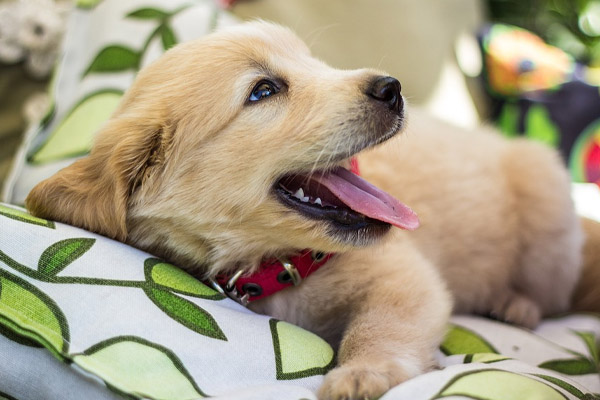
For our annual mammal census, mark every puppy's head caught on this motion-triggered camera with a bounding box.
[26,21,417,275]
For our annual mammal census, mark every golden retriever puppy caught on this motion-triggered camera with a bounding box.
[26,22,586,399]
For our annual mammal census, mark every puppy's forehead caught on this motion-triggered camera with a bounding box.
[207,22,319,77]
[219,21,311,58]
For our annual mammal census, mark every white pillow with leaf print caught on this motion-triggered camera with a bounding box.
[3,0,239,205]
[0,203,334,400]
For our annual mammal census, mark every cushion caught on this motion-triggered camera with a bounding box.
[1,201,599,399]
[0,203,330,399]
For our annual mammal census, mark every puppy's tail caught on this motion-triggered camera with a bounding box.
[572,217,600,312]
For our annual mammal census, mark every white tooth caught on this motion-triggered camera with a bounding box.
[293,188,304,199]
[302,196,309,202]
[315,197,322,206]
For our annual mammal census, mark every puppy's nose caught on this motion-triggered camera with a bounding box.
[367,76,402,112]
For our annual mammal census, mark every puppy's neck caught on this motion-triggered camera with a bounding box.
[126,217,301,279]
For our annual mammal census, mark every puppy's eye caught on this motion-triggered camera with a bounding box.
[249,80,279,102]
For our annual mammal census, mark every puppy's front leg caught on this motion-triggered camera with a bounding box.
[318,241,451,400]
[251,237,451,400]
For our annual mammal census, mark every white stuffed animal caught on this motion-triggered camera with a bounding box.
[0,0,69,78]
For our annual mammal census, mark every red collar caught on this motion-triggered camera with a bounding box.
[208,250,334,305]
[207,158,360,305]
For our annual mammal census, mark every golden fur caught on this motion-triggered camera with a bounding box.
[25,22,597,400]
[573,217,600,312]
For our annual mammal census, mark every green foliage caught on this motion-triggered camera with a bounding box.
[486,0,600,65]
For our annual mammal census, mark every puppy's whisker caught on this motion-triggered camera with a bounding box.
[306,23,340,50]
[309,134,335,173]
[376,54,388,69]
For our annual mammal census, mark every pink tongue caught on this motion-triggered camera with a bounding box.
[312,167,419,230]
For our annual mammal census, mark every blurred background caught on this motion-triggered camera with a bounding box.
[488,0,600,66]
[2,0,600,201]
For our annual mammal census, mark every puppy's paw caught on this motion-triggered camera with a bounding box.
[492,292,541,329]
[318,359,418,400]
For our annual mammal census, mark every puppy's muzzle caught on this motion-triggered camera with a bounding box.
[366,76,403,113]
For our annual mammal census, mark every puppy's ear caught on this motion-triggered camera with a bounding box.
[25,117,167,241]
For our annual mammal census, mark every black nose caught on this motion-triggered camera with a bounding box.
[367,76,402,113]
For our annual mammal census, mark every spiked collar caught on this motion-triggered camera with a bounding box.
[207,250,334,305]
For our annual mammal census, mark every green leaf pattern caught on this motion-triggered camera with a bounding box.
[441,324,498,356]
[27,90,123,164]
[84,6,187,76]
[29,4,191,166]
[75,0,103,9]
[38,238,95,277]
[540,358,598,375]
[270,319,335,380]
[434,370,568,400]
[160,25,177,50]
[126,8,169,19]
[144,288,227,341]
[144,258,223,299]
[84,46,140,76]
[0,269,69,355]
[574,331,600,366]
[73,336,205,399]
[0,322,43,348]
[0,204,54,228]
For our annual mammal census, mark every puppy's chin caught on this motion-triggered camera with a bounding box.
[325,220,392,247]
[272,214,392,255]
[275,198,393,249]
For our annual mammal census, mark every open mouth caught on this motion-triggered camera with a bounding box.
[274,166,419,238]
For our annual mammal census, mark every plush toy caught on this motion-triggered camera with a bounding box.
[0,0,70,79]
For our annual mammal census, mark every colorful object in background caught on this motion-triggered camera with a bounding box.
[481,24,575,96]
[571,119,600,185]
[479,24,600,187]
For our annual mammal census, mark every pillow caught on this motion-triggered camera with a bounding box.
[0,203,331,399]
[2,0,238,205]
[1,202,599,400]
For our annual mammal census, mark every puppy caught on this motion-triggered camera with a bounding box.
[26,22,586,400]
